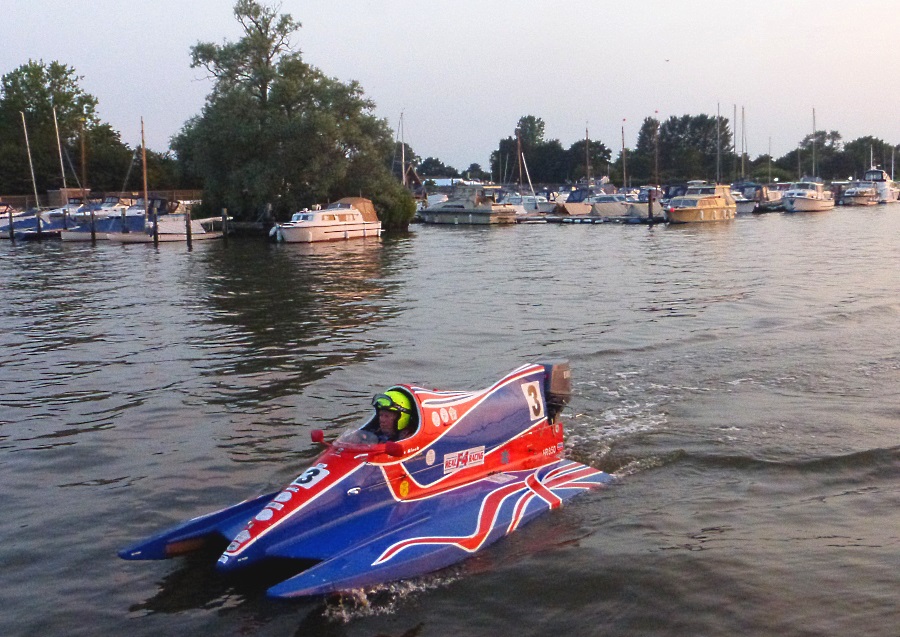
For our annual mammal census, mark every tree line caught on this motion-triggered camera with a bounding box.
[2,0,897,227]
[0,1,414,229]
[407,113,899,188]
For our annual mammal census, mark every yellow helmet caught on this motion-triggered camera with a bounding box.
[372,389,413,430]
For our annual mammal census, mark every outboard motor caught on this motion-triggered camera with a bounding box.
[541,360,572,423]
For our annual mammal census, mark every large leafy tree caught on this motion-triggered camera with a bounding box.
[657,114,733,182]
[842,136,896,178]
[174,0,414,228]
[0,60,100,196]
[418,156,458,177]
[491,116,613,185]
[0,60,176,198]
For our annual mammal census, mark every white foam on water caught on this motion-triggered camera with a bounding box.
[321,570,461,623]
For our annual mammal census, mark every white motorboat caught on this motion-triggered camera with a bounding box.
[270,197,381,242]
[419,185,517,224]
[840,181,878,206]
[732,183,782,213]
[107,214,222,243]
[500,193,556,215]
[862,168,900,203]
[782,181,835,212]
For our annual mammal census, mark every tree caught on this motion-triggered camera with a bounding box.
[566,137,612,183]
[658,114,733,182]
[515,115,545,149]
[0,60,100,195]
[629,116,661,184]
[843,136,895,178]
[417,156,458,177]
[463,163,490,181]
[390,141,420,181]
[175,0,415,229]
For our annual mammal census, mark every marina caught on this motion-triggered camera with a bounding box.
[3,2,900,635]
[1,208,898,635]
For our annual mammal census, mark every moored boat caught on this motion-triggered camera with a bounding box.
[840,180,878,206]
[664,183,736,223]
[782,180,835,212]
[270,197,381,243]
[419,185,517,224]
[107,214,222,243]
[862,167,900,203]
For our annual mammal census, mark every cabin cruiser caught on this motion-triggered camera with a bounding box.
[499,193,556,215]
[782,181,835,212]
[586,193,632,218]
[840,181,878,206]
[862,168,900,203]
[270,197,381,242]
[664,183,736,223]
[732,182,782,213]
[419,185,517,224]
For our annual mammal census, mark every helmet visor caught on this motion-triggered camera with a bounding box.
[372,393,411,414]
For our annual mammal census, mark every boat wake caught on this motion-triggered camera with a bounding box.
[321,570,461,623]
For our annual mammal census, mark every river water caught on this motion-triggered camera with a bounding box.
[1,209,897,636]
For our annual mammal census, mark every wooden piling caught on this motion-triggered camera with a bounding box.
[7,208,13,242]
[221,208,228,244]
[184,207,193,249]
[151,201,158,247]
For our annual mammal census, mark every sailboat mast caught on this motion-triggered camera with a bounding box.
[741,106,746,179]
[812,107,817,177]
[53,106,68,192]
[20,111,41,209]
[81,119,87,201]
[621,120,627,190]
[585,126,590,184]
[716,104,721,183]
[141,119,149,213]
[400,112,406,188]
[516,128,523,190]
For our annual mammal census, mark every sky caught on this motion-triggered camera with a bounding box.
[5,0,900,172]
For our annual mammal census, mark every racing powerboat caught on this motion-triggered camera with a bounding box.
[119,361,613,598]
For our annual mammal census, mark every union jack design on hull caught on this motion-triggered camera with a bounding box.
[119,361,614,598]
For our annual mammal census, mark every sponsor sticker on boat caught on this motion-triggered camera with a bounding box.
[443,446,485,474]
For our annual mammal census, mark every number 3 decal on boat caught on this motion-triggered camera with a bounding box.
[521,381,545,420]
[292,463,330,489]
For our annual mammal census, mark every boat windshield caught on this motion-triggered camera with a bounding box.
[334,427,380,446]
[290,213,313,222]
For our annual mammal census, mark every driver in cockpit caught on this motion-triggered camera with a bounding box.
[371,390,414,442]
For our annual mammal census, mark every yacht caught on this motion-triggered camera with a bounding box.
[664,183,736,223]
[782,181,835,212]
[419,185,517,224]
[270,197,381,242]
[862,168,900,203]
[840,181,878,206]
